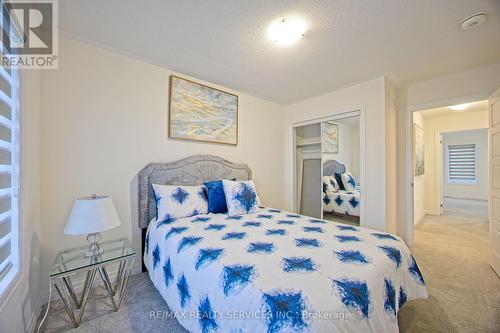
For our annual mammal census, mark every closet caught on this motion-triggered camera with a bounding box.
[294,112,362,225]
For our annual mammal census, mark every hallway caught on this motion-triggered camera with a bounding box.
[398,214,499,332]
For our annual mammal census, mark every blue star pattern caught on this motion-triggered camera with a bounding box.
[286,214,301,218]
[277,220,295,225]
[222,232,247,240]
[198,296,218,333]
[262,291,308,333]
[204,224,227,231]
[378,246,402,267]
[198,187,208,202]
[335,250,370,264]
[172,187,189,204]
[384,279,396,316]
[309,219,326,224]
[243,221,262,227]
[221,264,255,296]
[226,181,259,214]
[268,208,281,213]
[372,233,399,241]
[166,227,189,239]
[156,214,176,229]
[257,214,273,219]
[266,229,286,236]
[282,257,316,272]
[192,216,211,223]
[248,242,275,253]
[335,235,361,242]
[163,258,173,287]
[399,287,407,309]
[349,197,359,208]
[177,274,190,308]
[177,236,203,253]
[295,238,321,247]
[334,196,344,206]
[323,195,331,205]
[303,226,324,233]
[226,215,243,220]
[152,244,160,269]
[409,255,425,284]
[145,231,150,254]
[333,279,370,318]
[337,225,358,231]
[195,248,224,270]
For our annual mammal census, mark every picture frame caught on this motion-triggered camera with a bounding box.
[413,123,425,176]
[321,121,339,154]
[168,75,238,145]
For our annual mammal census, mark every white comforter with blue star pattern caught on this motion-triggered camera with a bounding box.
[144,208,427,333]
[323,190,360,217]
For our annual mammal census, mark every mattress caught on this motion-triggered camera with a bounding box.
[144,207,427,333]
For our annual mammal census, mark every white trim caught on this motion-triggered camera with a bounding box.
[0,114,12,129]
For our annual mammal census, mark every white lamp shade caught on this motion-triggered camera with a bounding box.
[64,195,121,235]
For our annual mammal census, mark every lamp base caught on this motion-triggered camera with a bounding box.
[84,232,103,257]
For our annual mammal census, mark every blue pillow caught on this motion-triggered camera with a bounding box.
[204,180,230,214]
[335,173,346,190]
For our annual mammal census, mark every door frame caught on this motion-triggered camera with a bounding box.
[405,92,490,245]
[291,108,367,226]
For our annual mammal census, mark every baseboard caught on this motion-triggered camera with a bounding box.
[26,294,43,333]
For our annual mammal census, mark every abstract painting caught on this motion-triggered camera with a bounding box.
[322,121,339,153]
[169,75,238,145]
[414,124,425,176]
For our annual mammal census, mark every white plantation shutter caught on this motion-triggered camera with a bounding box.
[0,2,19,295]
[448,144,477,184]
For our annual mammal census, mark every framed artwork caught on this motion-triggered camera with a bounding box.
[168,75,238,145]
[321,121,339,153]
[414,123,425,176]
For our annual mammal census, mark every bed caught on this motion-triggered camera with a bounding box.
[323,160,361,218]
[139,155,428,333]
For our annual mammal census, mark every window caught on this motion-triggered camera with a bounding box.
[447,144,477,184]
[0,3,20,296]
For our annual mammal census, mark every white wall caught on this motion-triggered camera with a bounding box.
[285,77,389,231]
[442,129,488,200]
[413,112,426,225]
[397,62,500,242]
[39,37,286,296]
[0,70,42,333]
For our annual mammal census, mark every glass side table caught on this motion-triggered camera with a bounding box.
[48,238,136,328]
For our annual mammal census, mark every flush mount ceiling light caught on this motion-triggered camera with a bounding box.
[449,103,472,111]
[267,17,306,46]
[460,12,487,30]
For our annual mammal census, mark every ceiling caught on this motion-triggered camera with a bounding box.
[59,0,500,105]
[419,100,489,118]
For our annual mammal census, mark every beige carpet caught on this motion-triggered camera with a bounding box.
[398,214,500,332]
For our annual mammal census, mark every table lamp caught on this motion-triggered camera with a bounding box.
[64,194,121,257]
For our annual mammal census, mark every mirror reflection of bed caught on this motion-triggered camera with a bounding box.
[322,160,360,226]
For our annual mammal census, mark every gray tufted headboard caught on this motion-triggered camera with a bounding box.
[323,160,346,176]
[138,155,252,229]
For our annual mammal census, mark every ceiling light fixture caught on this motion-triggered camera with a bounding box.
[449,103,472,111]
[460,12,487,30]
[267,17,306,46]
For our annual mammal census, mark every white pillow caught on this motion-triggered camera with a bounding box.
[152,184,208,222]
[222,180,261,216]
[323,175,339,193]
[341,173,357,191]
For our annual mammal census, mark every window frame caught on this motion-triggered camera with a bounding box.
[447,143,478,185]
